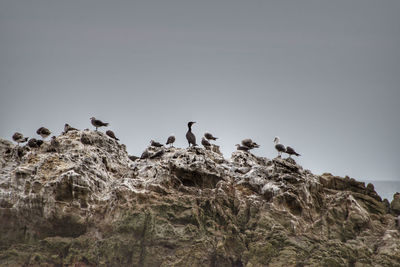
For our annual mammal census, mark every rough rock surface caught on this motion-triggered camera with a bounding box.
[0,130,399,266]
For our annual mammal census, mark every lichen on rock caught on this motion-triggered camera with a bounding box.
[0,131,399,266]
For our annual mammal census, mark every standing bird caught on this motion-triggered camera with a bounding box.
[201,137,211,149]
[204,132,218,141]
[12,132,28,146]
[235,144,250,152]
[90,117,109,131]
[186,121,197,147]
[150,140,163,147]
[36,127,51,139]
[241,138,260,149]
[273,136,286,157]
[166,134,175,147]
[49,136,60,152]
[64,123,78,133]
[106,130,119,141]
[286,146,300,158]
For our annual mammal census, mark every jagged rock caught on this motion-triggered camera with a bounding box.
[391,193,400,215]
[0,131,399,266]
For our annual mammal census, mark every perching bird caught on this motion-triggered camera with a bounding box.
[166,134,175,147]
[150,140,163,147]
[64,123,78,133]
[204,132,218,141]
[12,132,28,146]
[140,149,151,159]
[106,130,119,141]
[235,144,250,152]
[241,139,260,149]
[36,127,51,139]
[90,117,109,131]
[186,121,197,147]
[150,149,165,159]
[49,136,60,152]
[201,137,211,149]
[273,136,286,157]
[128,155,139,161]
[27,138,43,148]
[286,146,300,157]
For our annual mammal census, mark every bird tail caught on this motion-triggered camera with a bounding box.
[296,153,301,156]
[103,123,109,126]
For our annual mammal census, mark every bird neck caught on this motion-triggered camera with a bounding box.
[188,125,192,131]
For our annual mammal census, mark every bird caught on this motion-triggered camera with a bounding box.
[90,117,109,131]
[235,144,250,152]
[64,123,78,133]
[204,132,218,141]
[27,138,38,148]
[241,138,260,149]
[128,155,139,161]
[36,127,51,139]
[286,146,300,157]
[140,149,151,159]
[186,121,197,147]
[36,139,44,147]
[27,138,43,148]
[150,140,163,147]
[201,137,211,149]
[150,149,165,159]
[12,132,28,146]
[273,136,286,157]
[166,134,175,147]
[106,130,119,141]
[49,136,60,152]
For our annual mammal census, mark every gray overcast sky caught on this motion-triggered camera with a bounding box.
[1,1,399,183]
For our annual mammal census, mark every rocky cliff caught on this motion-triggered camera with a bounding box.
[0,130,399,266]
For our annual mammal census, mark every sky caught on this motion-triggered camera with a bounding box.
[1,1,399,187]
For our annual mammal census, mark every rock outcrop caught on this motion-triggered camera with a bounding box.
[0,130,399,266]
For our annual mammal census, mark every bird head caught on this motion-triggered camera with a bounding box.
[188,121,196,127]
[273,136,280,144]
[90,117,95,120]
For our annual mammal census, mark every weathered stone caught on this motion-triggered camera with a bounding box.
[0,131,398,266]
[391,192,400,215]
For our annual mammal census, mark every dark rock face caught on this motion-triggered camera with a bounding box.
[0,132,399,266]
[391,193,400,215]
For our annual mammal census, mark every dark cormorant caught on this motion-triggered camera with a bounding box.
[186,121,197,147]
[106,130,119,141]
[36,127,51,139]
[286,146,300,157]
[273,136,286,157]
[150,140,163,147]
[166,134,175,147]
[90,117,109,131]
[201,137,211,149]
[204,132,218,141]
[12,132,28,146]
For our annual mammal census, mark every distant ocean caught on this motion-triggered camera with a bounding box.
[362,180,400,201]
